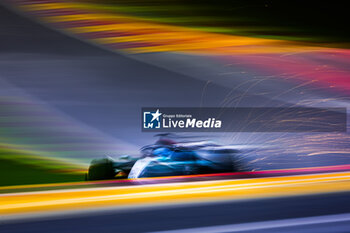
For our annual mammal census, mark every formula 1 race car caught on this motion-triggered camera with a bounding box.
[87,134,250,180]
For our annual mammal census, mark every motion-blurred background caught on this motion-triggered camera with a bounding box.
[0,0,349,187]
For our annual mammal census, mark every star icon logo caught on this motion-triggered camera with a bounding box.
[151,109,162,122]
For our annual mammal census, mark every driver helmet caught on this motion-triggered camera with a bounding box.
[152,147,173,157]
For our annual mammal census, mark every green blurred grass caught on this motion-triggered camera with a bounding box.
[0,147,84,187]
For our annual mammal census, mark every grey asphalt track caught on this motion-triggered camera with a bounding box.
[0,3,230,147]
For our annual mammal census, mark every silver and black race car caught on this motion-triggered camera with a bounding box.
[87,134,251,180]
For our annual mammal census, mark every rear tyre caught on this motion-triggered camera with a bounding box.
[87,158,116,180]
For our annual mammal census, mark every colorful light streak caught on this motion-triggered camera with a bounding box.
[3,0,349,95]
[1,171,350,217]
